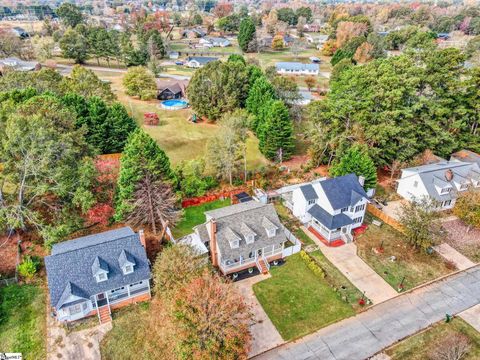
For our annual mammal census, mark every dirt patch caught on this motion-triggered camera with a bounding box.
[442,219,480,262]
[0,233,19,277]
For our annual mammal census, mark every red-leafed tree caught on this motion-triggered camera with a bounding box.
[173,271,252,360]
[214,3,234,18]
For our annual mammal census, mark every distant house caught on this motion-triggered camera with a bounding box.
[168,51,179,59]
[451,149,480,167]
[199,36,231,48]
[305,34,328,46]
[185,56,218,68]
[182,28,207,39]
[11,26,29,38]
[156,80,185,100]
[283,174,370,245]
[275,62,319,76]
[295,90,313,106]
[184,201,298,277]
[45,227,151,323]
[396,161,480,211]
[0,57,40,75]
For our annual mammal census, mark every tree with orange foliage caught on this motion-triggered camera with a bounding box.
[353,42,374,63]
[322,39,337,56]
[335,21,368,48]
[272,35,284,50]
[214,3,234,18]
[173,270,252,360]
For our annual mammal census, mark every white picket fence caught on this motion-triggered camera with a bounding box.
[282,227,302,257]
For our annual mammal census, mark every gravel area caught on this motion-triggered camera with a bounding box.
[442,219,480,262]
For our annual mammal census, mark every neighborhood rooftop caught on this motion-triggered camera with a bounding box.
[275,62,319,71]
[318,174,369,210]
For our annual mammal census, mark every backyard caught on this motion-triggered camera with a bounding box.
[385,318,480,360]
[0,283,46,359]
[356,215,452,291]
[92,70,269,168]
[172,199,231,238]
[253,253,355,341]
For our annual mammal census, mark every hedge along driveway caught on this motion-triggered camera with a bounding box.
[252,253,355,341]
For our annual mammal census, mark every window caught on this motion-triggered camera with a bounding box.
[353,217,363,223]
[441,187,452,194]
[350,206,354,212]
[123,265,133,275]
[266,228,276,238]
[229,239,239,249]
[355,204,366,212]
[460,184,468,190]
[69,304,82,315]
[308,199,316,205]
[245,234,255,244]
[341,207,348,213]
[130,281,143,287]
[96,272,107,283]
[443,200,452,207]
[249,251,254,258]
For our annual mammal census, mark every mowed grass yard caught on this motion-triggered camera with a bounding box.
[253,253,355,341]
[93,70,269,168]
[385,318,480,360]
[356,215,452,291]
[172,199,231,238]
[0,283,46,359]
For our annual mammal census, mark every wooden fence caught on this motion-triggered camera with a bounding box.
[367,204,405,234]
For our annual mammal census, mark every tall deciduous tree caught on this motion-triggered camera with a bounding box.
[398,197,441,251]
[330,144,377,190]
[238,16,256,52]
[187,61,250,121]
[60,28,88,64]
[173,271,252,359]
[122,66,157,100]
[62,65,116,102]
[0,96,94,246]
[56,3,84,28]
[453,189,480,229]
[115,129,173,222]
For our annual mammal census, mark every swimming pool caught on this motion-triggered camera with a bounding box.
[161,99,188,110]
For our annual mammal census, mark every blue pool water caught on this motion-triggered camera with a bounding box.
[161,99,188,109]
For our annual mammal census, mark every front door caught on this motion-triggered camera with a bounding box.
[257,249,263,257]
[96,293,107,306]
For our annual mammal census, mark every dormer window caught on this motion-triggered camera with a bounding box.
[441,187,452,194]
[262,217,278,238]
[245,234,255,244]
[229,239,240,249]
[123,264,133,275]
[459,184,468,190]
[240,223,256,244]
[308,199,316,205]
[118,250,136,276]
[266,228,276,237]
[226,227,241,249]
[96,272,107,282]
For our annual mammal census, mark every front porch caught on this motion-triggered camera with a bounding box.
[219,243,285,275]
[309,219,353,246]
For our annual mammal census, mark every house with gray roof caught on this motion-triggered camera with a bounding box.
[450,149,480,167]
[0,57,40,74]
[276,62,319,76]
[396,161,480,211]
[187,201,291,276]
[185,56,218,68]
[45,227,151,323]
[199,36,231,48]
[287,174,370,245]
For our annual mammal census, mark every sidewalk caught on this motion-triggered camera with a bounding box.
[302,227,398,304]
[459,304,480,332]
[433,243,475,270]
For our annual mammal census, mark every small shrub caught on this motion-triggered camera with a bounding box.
[444,260,457,271]
[18,256,41,280]
[300,250,325,278]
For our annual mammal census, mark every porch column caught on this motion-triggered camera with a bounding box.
[127,284,131,298]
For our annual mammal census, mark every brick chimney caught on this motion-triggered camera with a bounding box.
[138,229,146,248]
[209,220,218,267]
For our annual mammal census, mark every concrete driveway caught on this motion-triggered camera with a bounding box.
[254,265,480,360]
[380,200,407,221]
[47,313,112,360]
[303,227,398,304]
[233,274,285,357]
[433,243,476,270]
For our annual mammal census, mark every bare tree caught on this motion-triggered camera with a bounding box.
[126,175,180,235]
[429,333,471,360]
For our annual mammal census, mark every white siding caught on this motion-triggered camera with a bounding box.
[397,173,429,201]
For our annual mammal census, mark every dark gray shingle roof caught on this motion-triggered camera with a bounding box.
[186,56,218,64]
[319,174,369,210]
[45,227,150,309]
[300,184,318,200]
[308,204,353,230]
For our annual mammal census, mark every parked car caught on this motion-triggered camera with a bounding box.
[175,61,184,66]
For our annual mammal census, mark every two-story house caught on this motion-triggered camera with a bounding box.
[189,201,290,276]
[396,161,480,210]
[45,227,151,324]
[285,174,370,246]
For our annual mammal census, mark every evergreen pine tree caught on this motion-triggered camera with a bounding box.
[105,103,138,153]
[86,96,110,152]
[258,100,295,161]
[238,17,256,52]
[115,129,173,221]
[329,144,377,189]
[246,76,277,131]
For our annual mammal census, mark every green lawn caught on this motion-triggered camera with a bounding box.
[93,70,269,168]
[309,250,367,309]
[385,318,480,360]
[253,253,355,341]
[356,215,451,291]
[172,199,231,238]
[0,283,46,358]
